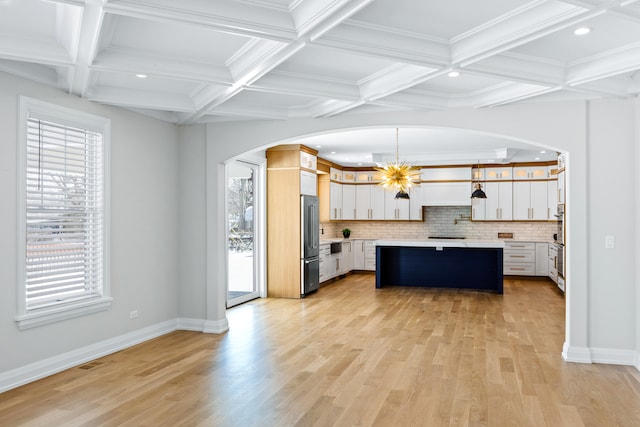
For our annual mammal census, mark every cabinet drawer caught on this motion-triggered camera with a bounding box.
[504,263,535,275]
[505,242,535,251]
[364,240,376,258]
[504,251,535,263]
[364,258,376,271]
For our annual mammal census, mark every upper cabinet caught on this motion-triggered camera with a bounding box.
[514,165,548,180]
[485,166,512,181]
[513,181,548,220]
[421,167,472,206]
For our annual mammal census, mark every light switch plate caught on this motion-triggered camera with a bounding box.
[605,235,615,249]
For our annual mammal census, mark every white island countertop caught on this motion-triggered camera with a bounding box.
[374,239,505,249]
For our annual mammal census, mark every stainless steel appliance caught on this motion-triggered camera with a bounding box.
[555,204,565,292]
[301,195,319,297]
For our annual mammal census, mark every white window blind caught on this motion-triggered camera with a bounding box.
[24,116,105,310]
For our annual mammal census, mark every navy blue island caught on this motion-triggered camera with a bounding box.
[375,239,505,294]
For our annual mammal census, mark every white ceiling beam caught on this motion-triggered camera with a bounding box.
[463,52,566,87]
[566,43,640,86]
[0,35,72,66]
[102,0,297,42]
[293,0,370,36]
[368,91,448,111]
[67,0,106,97]
[0,59,59,87]
[92,48,233,84]
[303,0,374,39]
[453,2,601,66]
[88,86,197,112]
[206,104,290,120]
[313,22,450,68]
[248,71,361,100]
[310,98,365,117]
[358,63,440,102]
[471,83,562,108]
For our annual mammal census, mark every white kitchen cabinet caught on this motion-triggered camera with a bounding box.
[485,166,512,181]
[547,179,557,219]
[485,181,512,220]
[340,240,353,274]
[549,244,558,283]
[330,182,343,219]
[513,181,547,220]
[300,170,317,196]
[421,167,471,181]
[342,170,357,183]
[355,185,385,220]
[300,151,317,170]
[319,245,332,282]
[422,182,471,206]
[503,241,536,275]
[513,166,548,180]
[557,170,565,205]
[421,167,471,206]
[535,243,549,276]
[409,184,423,220]
[364,240,376,271]
[384,190,410,220]
[471,197,486,220]
[330,167,342,182]
[352,239,365,270]
[355,171,379,183]
[342,184,356,220]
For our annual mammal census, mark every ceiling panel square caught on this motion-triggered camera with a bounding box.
[274,45,398,82]
[108,16,251,64]
[348,0,533,40]
[411,73,506,95]
[510,14,640,64]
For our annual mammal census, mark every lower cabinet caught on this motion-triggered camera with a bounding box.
[364,240,376,271]
[353,239,365,269]
[503,241,550,277]
[341,241,353,274]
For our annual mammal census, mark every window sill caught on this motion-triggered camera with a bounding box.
[15,297,113,330]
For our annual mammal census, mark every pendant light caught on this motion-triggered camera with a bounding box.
[375,128,420,199]
[471,161,487,199]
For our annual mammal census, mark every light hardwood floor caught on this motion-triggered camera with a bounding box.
[2,275,640,426]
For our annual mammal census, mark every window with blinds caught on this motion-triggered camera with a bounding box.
[17,97,111,329]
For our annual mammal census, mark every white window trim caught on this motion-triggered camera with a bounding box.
[16,96,112,330]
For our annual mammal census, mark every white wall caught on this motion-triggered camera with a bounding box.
[204,100,638,363]
[177,124,207,319]
[0,72,180,377]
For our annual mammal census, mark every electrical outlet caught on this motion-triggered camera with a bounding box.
[605,235,615,249]
[129,310,138,319]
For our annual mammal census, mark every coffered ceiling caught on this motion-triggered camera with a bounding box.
[2,0,639,164]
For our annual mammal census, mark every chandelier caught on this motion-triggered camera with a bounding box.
[375,128,420,199]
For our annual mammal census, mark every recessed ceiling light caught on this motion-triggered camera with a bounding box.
[315,145,321,148]
[136,73,148,79]
[574,27,590,36]
[540,150,546,154]
[330,151,336,154]
[535,157,541,161]
[448,71,460,78]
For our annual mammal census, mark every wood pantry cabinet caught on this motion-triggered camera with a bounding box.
[266,145,319,298]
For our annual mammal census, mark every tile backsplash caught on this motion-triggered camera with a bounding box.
[321,206,557,242]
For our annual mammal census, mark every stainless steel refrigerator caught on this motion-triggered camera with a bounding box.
[301,195,319,297]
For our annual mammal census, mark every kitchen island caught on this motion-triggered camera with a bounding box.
[375,239,505,293]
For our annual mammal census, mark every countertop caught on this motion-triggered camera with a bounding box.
[373,239,505,249]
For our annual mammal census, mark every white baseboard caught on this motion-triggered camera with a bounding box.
[590,347,638,366]
[203,318,229,334]
[563,342,639,367]
[0,316,231,393]
[0,319,177,393]
[562,343,592,363]
[176,317,206,331]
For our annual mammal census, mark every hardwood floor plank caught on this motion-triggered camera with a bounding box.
[1,275,640,426]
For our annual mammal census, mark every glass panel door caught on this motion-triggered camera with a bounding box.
[227,161,259,307]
